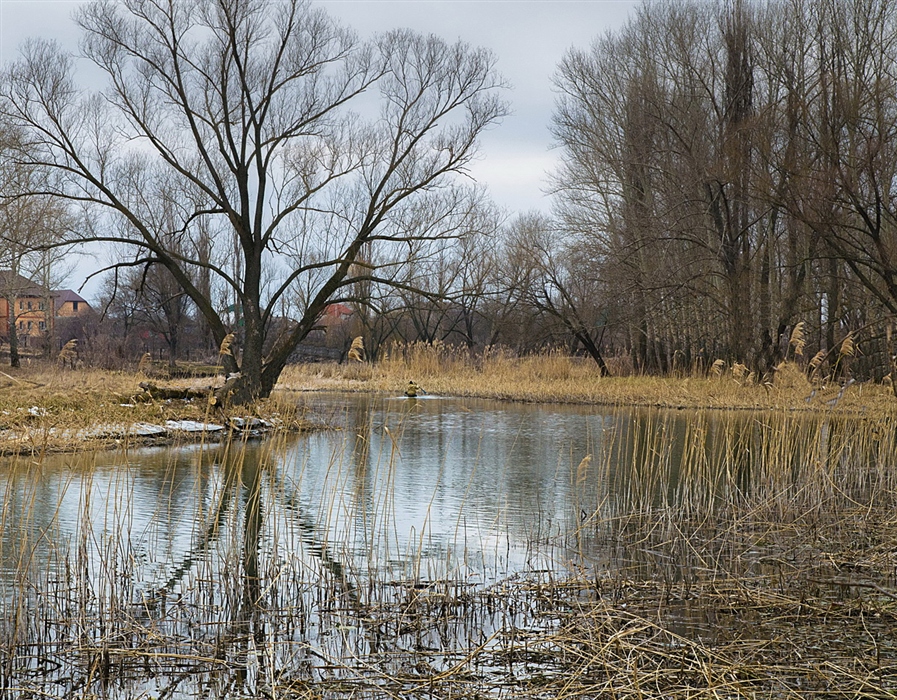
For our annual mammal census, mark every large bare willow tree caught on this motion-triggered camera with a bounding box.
[1,0,506,402]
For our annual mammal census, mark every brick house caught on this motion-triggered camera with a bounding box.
[55,289,90,318]
[0,271,54,341]
[0,272,92,344]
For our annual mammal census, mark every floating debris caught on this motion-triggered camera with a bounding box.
[131,423,169,437]
[228,416,272,432]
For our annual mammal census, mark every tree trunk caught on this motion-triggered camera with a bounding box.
[575,331,610,376]
[8,306,20,368]
[223,341,265,405]
[826,257,840,352]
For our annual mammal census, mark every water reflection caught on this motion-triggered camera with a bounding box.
[0,395,893,696]
[285,395,616,582]
[1,398,889,597]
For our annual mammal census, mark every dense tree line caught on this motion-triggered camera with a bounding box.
[550,0,897,380]
[7,0,897,386]
[354,0,897,382]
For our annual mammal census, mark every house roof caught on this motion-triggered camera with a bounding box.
[0,272,91,305]
[54,289,88,304]
[0,270,49,296]
[325,303,353,317]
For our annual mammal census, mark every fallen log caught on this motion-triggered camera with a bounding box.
[136,381,215,403]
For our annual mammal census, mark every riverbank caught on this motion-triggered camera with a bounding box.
[278,346,897,414]
[0,366,311,455]
[2,350,895,455]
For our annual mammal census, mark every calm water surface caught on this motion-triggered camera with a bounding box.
[0,393,886,697]
[0,394,625,590]
[0,393,846,591]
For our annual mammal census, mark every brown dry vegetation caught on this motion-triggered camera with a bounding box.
[2,345,894,455]
[0,364,309,454]
[279,343,897,414]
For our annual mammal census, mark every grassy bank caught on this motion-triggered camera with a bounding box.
[279,343,897,414]
[0,365,309,455]
[2,346,895,454]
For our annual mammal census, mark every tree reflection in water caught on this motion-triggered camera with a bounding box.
[0,398,891,698]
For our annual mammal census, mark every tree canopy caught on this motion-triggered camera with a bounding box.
[1,0,506,401]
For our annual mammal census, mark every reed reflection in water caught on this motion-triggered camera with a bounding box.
[0,395,893,697]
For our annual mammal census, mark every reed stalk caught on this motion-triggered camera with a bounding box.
[0,383,895,697]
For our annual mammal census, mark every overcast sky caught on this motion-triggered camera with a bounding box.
[0,0,638,295]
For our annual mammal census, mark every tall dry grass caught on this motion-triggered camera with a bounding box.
[279,342,897,413]
[0,396,896,696]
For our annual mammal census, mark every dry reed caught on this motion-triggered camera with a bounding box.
[0,402,895,697]
[278,342,897,415]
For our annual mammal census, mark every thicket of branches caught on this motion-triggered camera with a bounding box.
[550,0,897,380]
[0,0,507,399]
[7,0,897,386]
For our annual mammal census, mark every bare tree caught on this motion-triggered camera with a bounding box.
[502,213,610,374]
[383,205,500,347]
[127,264,192,366]
[0,130,71,366]
[1,0,506,402]
[789,1,897,315]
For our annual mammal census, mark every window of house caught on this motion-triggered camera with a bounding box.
[39,321,46,331]
[39,301,45,311]
[19,301,23,311]
[72,301,79,312]
[27,301,32,310]
[18,321,23,330]
[27,321,32,330]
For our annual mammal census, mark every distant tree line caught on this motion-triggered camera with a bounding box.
[7,0,897,387]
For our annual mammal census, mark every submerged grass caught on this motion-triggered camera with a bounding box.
[0,402,895,698]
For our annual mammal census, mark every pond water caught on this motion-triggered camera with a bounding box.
[0,393,890,697]
[0,395,769,589]
[0,395,623,592]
